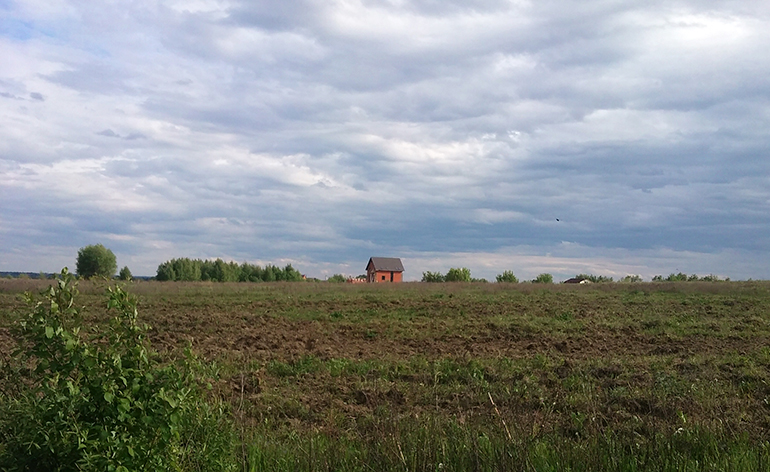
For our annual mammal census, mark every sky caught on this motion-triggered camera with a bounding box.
[1,0,769,281]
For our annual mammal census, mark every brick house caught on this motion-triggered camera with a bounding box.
[366,257,404,283]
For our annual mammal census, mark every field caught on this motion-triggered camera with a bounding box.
[2,278,770,470]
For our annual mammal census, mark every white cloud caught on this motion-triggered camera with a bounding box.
[1,0,769,279]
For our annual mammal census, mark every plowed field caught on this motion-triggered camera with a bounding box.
[3,279,770,443]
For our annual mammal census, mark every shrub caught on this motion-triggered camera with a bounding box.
[574,273,613,283]
[76,244,117,279]
[532,273,553,284]
[445,267,471,282]
[421,271,445,283]
[620,275,642,283]
[327,274,347,283]
[0,268,237,471]
[118,266,132,281]
[496,270,519,283]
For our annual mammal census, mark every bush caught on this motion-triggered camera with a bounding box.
[620,275,643,283]
[496,270,519,283]
[445,267,471,282]
[327,274,347,283]
[0,269,237,471]
[574,273,614,283]
[421,271,445,283]
[532,273,553,284]
[76,244,117,279]
[118,266,132,281]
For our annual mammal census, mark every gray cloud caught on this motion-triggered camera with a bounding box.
[1,0,769,279]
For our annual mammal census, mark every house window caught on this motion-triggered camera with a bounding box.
[381,275,386,281]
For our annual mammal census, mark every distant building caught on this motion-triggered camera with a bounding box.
[563,277,592,284]
[366,257,404,283]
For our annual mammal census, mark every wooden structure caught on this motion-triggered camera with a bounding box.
[366,257,404,283]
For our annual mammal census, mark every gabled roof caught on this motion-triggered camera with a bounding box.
[366,257,404,272]
[564,277,591,284]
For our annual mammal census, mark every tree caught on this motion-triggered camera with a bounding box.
[327,274,346,283]
[445,267,471,282]
[620,275,642,283]
[156,261,176,281]
[574,273,613,283]
[496,270,519,283]
[118,266,132,281]
[421,271,445,283]
[532,273,553,284]
[76,244,117,279]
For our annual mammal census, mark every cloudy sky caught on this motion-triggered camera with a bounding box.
[1,0,769,281]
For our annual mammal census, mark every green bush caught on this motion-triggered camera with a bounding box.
[421,271,445,282]
[574,273,613,283]
[76,244,117,279]
[118,266,132,281]
[620,275,643,283]
[496,270,519,283]
[532,273,553,284]
[327,274,347,283]
[0,269,237,471]
[445,267,471,282]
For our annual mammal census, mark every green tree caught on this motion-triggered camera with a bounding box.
[76,244,117,279]
[118,266,132,281]
[620,275,642,283]
[665,272,689,282]
[445,267,471,282]
[156,261,176,281]
[532,273,553,284]
[575,273,614,283]
[327,274,347,283]
[421,271,445,283]
[496,270,519,283]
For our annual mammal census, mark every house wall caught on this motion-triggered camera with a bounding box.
[367,268,403,283]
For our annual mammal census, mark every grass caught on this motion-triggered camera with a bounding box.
[2,279,770,470]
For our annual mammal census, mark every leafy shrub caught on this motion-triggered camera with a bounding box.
[76,244,117,279]
[118,266,132,281]
[532,273,553,284]
[421,271,445,283]
[651,273,727,282]
[0,269,237,471]
[496,270,519,283]
[574,273,613,283]
[620,275,643,283]
[445,267,471,282]
[327,274,347,283]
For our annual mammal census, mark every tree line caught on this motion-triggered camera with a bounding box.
[421,268,730,284]
[155,257,303,282]
[28,243,736,284]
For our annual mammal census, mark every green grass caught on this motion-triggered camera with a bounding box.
[2,279,770,470]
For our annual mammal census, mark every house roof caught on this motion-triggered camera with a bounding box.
[366,257,404,272]
[563,277,591,284]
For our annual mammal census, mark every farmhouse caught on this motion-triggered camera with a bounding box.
[366,257,404,283]
[563,276,592,284]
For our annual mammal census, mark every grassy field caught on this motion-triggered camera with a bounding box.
[2,278,770,470]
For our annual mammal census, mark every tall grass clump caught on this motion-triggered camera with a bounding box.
[0,268,238,471]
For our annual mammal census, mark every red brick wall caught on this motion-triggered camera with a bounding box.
[368,269,403,283]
